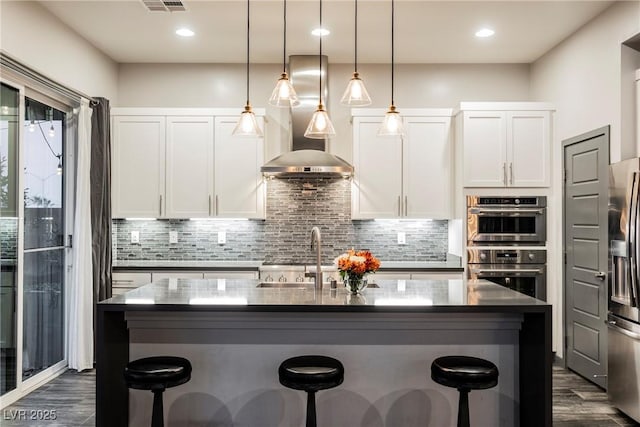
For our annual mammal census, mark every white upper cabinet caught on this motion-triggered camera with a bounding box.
[111,108,265,219]
[351,110,453,219]
[214,117,265,219]
[403,117,452,218]
[352,116,403,219]
[112,116,166,218]
[459,103,553,188]
[165,116,214,218]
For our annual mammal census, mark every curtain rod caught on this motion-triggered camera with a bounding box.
[1,51,99,106]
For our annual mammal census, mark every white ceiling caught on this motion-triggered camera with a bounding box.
[38,0,613,64]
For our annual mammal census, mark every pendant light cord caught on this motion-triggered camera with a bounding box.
[391,0,395,106]
[319,0,323,105]
[283,0,287,73]
[354,0,358,73]
[246,0,250,106]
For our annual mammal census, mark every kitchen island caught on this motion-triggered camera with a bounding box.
[97,278,551,426]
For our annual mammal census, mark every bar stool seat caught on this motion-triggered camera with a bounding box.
[124,356,192,427]
[431,356,498,427]
[279,355,344,427]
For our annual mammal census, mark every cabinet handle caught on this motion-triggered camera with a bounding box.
[159,195,162,217]
[509,163,513,185]
[502,163,507,185]
[398,196,401,216]
[215,195,219,216]
[405,196,408,216]
[209,195,212,216]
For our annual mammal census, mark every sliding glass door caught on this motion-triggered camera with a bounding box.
[21,97,66,380]
[0,83,19,395]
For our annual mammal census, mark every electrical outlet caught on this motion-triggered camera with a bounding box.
[169,231,178,244]
[397,232,406,245]
[218,231,226,244]
[131,231,140,244]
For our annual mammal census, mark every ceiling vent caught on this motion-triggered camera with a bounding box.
[142,0,186,12]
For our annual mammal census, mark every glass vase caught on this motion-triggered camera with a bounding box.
[344,275,368,294]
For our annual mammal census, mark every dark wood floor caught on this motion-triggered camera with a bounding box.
[2,366,639,426]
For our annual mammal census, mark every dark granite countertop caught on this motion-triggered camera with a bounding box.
[99,277,547,310]
[111,257,463,272]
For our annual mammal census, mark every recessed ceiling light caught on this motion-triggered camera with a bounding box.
[311,28,330,37]
[176,28,195,37]
[475,28,495,38]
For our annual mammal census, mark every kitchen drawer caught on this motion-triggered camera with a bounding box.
[373,272,412,280]
[112,272,152,293]
[203,271,258,280]
[411,272,463,280]
[152,272,204,282]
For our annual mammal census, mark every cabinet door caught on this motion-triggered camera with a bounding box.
[111,272,152,295]
[410,272,463,280]
[112,116,165,218]
[203,271,259,280]
[404,117,452,218]
[165,116,214,218]
[352,117,403,219]
[152,272,204,282]
[214,117,265,218]
[507,111,551,187]
[462,111,507,187]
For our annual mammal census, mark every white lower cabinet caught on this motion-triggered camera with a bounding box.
[151,272,204,282]
[112,270,260,294]
[203,272,258,280]
[112,272,153,296]
[410,272,463,280]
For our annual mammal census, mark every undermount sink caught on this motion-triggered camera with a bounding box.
[256,282,379,289]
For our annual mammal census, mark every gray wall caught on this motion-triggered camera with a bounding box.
[114,178,447,264]
[116,62,531,163]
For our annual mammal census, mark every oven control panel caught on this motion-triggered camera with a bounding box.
[467,249,546,264]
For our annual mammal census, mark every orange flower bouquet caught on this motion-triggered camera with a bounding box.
[334,249,381,294]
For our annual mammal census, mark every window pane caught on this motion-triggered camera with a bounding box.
[22,249,64,380]
[24,98,64,250]
[1,82,19,395]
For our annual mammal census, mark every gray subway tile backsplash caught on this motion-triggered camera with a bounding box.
[113,178,447,264]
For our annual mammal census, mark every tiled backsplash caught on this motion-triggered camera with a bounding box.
[113,178,448,264]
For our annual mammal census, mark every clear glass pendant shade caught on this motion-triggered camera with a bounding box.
[269,73,300,107]
[304,104,336,139]
[378,105,404,136]
[340,72,372,106]
[232,104,263,137]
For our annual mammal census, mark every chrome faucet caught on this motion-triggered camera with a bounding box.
[310,226,323,290]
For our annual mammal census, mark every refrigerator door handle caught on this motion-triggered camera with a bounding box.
[629,172,639,307]
[608,320,640,340]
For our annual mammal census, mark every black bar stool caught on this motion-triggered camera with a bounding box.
[124,356,192,427]
[431,355,499,427]
[278,355,344,427]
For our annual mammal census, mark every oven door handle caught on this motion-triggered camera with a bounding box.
[471,268,544,275]
[468,208,545,215]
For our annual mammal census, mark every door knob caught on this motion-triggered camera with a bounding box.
[595,272,606,280]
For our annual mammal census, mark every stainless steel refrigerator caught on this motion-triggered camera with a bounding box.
[608,158,640,423]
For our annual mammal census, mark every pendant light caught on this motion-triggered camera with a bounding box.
[304,0,336,139]
[269,0,299,107]
[233,0,263,137]
[48,107,55,138]
[378,0,404,136]
[340,0,371,106]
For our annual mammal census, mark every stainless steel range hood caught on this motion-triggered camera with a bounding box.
[261,55,353,178]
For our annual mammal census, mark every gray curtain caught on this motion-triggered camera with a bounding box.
[90,97,112,302]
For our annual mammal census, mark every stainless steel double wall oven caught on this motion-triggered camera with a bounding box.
[467,196,547,300]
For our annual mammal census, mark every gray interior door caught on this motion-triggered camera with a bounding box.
[563,126,610,388]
